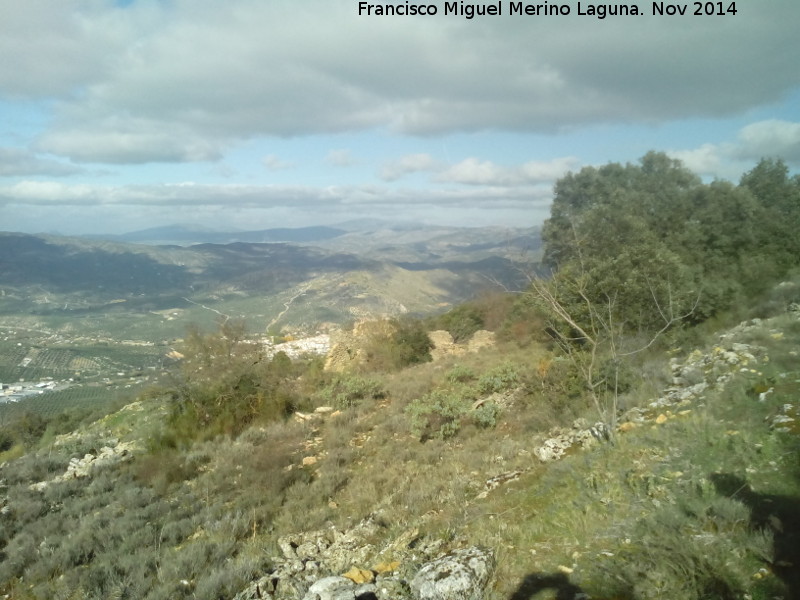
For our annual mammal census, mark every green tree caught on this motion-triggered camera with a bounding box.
[539,152,798,327]
[390,317,434,367]
[740,158,800,276]
[170,320,296,441]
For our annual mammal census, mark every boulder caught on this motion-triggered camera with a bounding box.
[410,547,494,600]
[466,330,495,353]
[301,576,362,600]
[234,518,481,600]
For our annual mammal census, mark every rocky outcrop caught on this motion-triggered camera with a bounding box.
[530,318,786,463]
[410,547,495,600]
[301,576,375,600]
[428,330,463,361]
[466,330,496,353]
[324,321,397,372]
[29,440,136,491]
[615,315,800,435]
[429,330,495,362]
[533,420,610,463]
[639,336,765,415]
[233,515,493,600]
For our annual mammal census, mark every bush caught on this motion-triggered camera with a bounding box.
[406,388,469,440]
[498,292,550,346]
[472,400,500,429]
[0,427,14,452]
[446,364,476,384]
[477,363,519,395]
[164,321,303,442]
[314,375,385,409]
[435,304,485,343]
[357,318,433,372]
[392,318,434,366]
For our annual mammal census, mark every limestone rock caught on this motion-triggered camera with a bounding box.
[301,576,360,600]
[300,575,410,600]
[372,561,401,574]
[410,547,495,600]
[429,330,464,361]
[533,421,608,463]
[534,436,573,462]
[429,329,495,362]
[235,517,446,600]
[30,440,136,491]
[342,567,374,584]
[467,330,495,353]
[372,577,413,599]
[325,320,397,372]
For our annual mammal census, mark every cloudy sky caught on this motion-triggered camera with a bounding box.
[1,0,799,235]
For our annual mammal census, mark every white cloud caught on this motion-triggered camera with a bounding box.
[3,1,796,164]
[0,179,550,214]
[668,144,728,178]
[35,116,223,164]
[669,120,800,179]
[380,153,443,181]
[734,120,800,162]
[0,0,131,98]
[437,156,579,186]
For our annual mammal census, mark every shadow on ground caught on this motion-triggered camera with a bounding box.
[508,572,586,600]
[711,472,800,599]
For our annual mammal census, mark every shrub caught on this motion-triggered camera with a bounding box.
[391,318,435,366]
[0,428,14,452]
[472,400,500,429]
[314,375,385,409]
[359,318,433,371]
[165,321,302,441]
[436,304,485,343]
[447,364,476,384]
[406,388,469,440]
[477,363,519,395]
[497,292,550,346]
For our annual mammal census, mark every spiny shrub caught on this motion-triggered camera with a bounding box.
[166,321,303,442]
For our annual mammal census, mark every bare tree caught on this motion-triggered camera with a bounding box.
[529,269,698,433]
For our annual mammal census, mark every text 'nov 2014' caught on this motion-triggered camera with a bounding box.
[357,1,738,19]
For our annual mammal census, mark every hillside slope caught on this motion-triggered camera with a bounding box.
[1,294,798,599]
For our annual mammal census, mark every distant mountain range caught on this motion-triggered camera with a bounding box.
[83,224,348,245]
[0,225,540,336]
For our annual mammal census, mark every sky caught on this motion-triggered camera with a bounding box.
[1,0,799,235]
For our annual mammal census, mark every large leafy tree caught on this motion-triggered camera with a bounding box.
[740,158,800,277]
[541,152,800,328]
[542,152,704,332]
[533,152,799,426]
